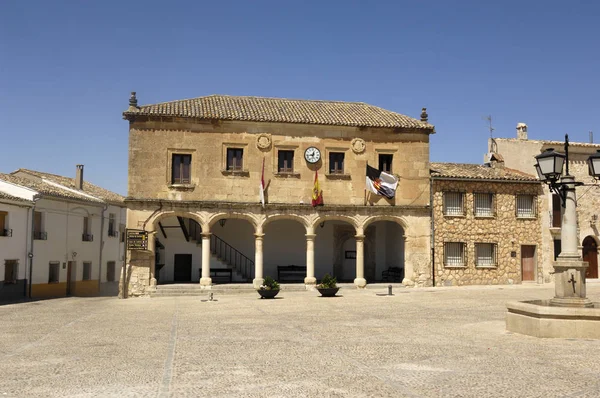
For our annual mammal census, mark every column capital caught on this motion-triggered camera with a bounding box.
[355,234,365,241]
[201,232,212,239]
[305,233,316,240]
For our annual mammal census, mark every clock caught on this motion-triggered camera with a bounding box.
[304,147,321,164]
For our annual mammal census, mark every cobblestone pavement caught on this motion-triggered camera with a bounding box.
[1,283,600,398]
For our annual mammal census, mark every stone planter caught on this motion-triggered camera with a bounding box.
[257,289,279,299]
[317,287,339,297]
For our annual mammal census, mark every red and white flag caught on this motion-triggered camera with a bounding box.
[259,157,265,207]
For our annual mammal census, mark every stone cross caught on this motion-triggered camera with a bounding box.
[568,274,577,294]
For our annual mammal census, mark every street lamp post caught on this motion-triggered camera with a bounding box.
[534,134,595,308]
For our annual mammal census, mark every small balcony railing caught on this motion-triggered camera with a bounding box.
[82,234,94,242]
[0,229,12,237]
[33,231,48,240]
[108,229,119,238]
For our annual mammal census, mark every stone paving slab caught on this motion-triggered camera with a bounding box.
[0,284,599,397]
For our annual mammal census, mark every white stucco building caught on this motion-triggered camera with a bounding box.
[0,166,126,299]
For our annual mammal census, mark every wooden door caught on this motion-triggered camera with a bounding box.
[174,254,192,282]
[521,246,536,281]
[66,261,76,295]
[583,237,598,279]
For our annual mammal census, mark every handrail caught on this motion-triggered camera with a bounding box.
[210,233,254,281]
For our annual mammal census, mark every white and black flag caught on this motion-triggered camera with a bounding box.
[366,164,398,199]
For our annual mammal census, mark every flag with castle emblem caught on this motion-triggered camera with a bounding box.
[366,164,398,199]
[311,170,323,206]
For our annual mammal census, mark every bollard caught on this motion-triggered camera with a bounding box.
[388,285,392,296]
[209,292,213,301]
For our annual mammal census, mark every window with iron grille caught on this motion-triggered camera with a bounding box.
[444,242,466,267]
[378,154,393,173]
[48,262,60,283]
[120,224,125,243]
[82,262,92,281]
[108,213,117,237]
[82,216,93,242]
[443,192,465,216]
[4,260,18,284]
[475,243,497,267]
[329,152,345,174]
[226,148,244,171]
[278,150,294,173]
[474,193,494,217]
[516,194,536,218]
[171,154,191,184]
[106,261,116,282]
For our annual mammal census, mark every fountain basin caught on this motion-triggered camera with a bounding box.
[506,300,600,339]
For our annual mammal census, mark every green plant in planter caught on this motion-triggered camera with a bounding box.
[317,273,337,289]
[259,276,280,291]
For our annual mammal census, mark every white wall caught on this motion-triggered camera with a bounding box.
[100,205,126,283]
[31,198,104,284]
[0,201,31,281]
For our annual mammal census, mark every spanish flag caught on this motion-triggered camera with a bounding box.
[311,170,323,206]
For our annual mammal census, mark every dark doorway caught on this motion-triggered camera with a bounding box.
[174,254,192,282]
[583,237,598,279]
[521,245,536,282]
[67,261,76,295]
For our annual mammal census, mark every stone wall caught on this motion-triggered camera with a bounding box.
[127,119,430,207]
[432,179,543,286]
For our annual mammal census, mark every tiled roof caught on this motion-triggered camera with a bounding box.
[11,169,124,205]
[0,173,102,204]
[0,190,34,204]
[123,94,434,130]
[430,162,539,182]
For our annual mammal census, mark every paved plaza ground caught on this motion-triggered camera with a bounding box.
[1,283,599,398]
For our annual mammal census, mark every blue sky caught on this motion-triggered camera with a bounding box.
[1,1,599,195]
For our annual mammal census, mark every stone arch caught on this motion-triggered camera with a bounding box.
[208,212,259,232]
[262,214,310,232]
[582,235,599,279]
[146,210,206,233]
[70,206,92,217]
[361,215,409,231]
[311,215,358,232]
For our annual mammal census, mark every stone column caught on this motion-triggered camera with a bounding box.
[200,232,212,287]
[551,175,592,307]
[305,233,317,285]
[354,234,367,288]
[253,233,265,289]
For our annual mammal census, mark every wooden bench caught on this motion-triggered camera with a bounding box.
[382,267,403,282]
[277,265,306,283]
[200,268,233,284]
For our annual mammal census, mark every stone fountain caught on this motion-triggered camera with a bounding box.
[506,143,600,338]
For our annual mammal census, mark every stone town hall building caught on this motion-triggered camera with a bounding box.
[122,93,435,296]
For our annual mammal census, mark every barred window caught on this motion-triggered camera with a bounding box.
[83,262,92,281]
[443,192,465,216]
[48,262,60,283]
[516,195,536,218]
[444,242,466,267]
[475,243,497,267]
[474,193,494,217]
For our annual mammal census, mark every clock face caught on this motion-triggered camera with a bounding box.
[304,147,321,164]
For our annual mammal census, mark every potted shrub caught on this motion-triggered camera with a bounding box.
[316,274,339,297]
[257,276,280,299]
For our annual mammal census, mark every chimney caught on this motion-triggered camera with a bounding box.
[128,91,139,111]
[489,153,505,169]
[516,123,528,140]
[420,107,428,122]
[75,165,84,190]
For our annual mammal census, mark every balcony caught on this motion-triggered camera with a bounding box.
[108,229,119,238]
[82,234,94,242]
[33,231,48,240]
[0,228,12,237]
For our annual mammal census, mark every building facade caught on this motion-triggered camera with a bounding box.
[493,124,600,281]
[0,167,126,299]
[123,93,435,296]
[431,161,543,286]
